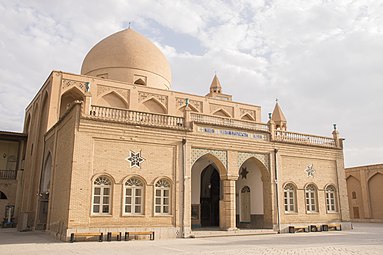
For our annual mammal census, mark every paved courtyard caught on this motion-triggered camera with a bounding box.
[0,223,382,255]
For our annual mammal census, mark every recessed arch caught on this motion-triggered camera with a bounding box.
[368,172,383,219]
[134,78,146,85]
[193,153,227,177]
[236,156,271,229]
[346,175,363,219]
[0,191,7,199]
[212,108,231,118]
[60,87,85,116]
[240,113,255,121]
[97,91,128,109]
[142,97,167,114]
[178,104,199,113]
[40,153,53,193]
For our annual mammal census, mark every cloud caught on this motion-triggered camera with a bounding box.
[0,0,382,167]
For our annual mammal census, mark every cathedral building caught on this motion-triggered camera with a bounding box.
[6,28,351,240]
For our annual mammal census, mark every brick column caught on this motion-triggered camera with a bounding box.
[222,178,237,230]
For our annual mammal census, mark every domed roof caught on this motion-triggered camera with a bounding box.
[81,28,172,90]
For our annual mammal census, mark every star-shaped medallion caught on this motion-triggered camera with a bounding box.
[305,164,315,177]
[126,150,145,168]
[240,167,249,179]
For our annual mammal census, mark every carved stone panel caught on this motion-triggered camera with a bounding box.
[61,79,88,93]
[238,152,270,172]
[191,148,227,169]
[240,108,256,120]
[97,85,129,99]
[176,97,203,112]
[210,103,234,117]
[139,92,168,109]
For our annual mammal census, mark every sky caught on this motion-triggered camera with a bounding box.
[0,0,382,167]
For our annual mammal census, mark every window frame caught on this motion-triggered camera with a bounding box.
[123,177,144,216]
[283,183,297,213]
[325,185,337,213]
[305,184,318,213]
[91,176,112,216]
[154,178,171,216]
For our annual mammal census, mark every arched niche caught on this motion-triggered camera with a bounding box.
[60,87,85,117]
[236,157,271,229]
[368,173,383,219]
[191,153,227,229]
[97,91,128,109]
[346,175,364,219]
[142,97,166,114]
[212,109,231,118]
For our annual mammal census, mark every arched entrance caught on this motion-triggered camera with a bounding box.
[36,153,52,230]
[191,153,226,229]
[236,157,272,229]
[200,165,220,227]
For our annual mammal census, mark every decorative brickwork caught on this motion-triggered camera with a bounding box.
[61,79,88,93]
[237,152,270,172]
[210,103,234,117]
[97,85,129,99]
[139,92,168,107]
[240,108,256,120]
[191,148,227,169]
[176,97,203,112]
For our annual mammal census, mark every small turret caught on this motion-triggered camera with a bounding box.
[271,100,287,130]
[210,74,222,94]
[206,74,232,101]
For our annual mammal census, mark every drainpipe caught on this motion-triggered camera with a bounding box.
[274,148,281,233]
[181,138,187,237]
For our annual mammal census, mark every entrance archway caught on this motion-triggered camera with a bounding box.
[200,165,220,227]
[236,157,272,229]
[191,153,226,229]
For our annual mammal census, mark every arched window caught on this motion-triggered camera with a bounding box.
[284,183,296,212]
[92,176,112,215]
[0,191,7,199]
[326,185,337,212]
[305,184,317,213]
[124,177,144,215]
[154,179,171,215]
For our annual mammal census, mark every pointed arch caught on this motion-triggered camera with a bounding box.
[0,191,7,199]
[97,91,128,109]
[212,108,231,118]
[193,153,227,177]
[240,113,255,121]
[60,87,85,116]
[236,156,271,228]
[346,175,363,219]
[40,153,52,193]
[142,97,167,114]
[134,78,146,85]
[24,113,31,133]
[178,104,199,113]
[368,172,383,219]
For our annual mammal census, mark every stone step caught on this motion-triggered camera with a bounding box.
[191,228,277,238]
